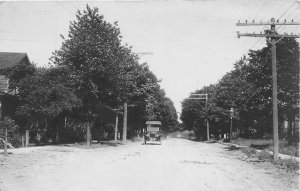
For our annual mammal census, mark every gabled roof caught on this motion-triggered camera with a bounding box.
[0,52,29,70]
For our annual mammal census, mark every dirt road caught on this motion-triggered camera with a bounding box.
[0,139,298,191]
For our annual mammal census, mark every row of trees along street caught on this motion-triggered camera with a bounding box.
[181,37,299,145]
[1,5,178,147]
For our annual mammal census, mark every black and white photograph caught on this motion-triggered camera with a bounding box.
[0,0,299,190]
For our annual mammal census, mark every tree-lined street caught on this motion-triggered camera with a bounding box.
[0,1,299,190]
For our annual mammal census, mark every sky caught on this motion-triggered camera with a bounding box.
[0,0,299,117]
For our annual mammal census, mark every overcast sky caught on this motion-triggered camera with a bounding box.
[0,0,299,116]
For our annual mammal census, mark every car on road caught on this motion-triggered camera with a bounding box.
[143,121,162,145]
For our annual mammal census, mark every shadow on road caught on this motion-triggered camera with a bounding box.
[0,152,13,155]
[203,140,217,144]
[64,141,123,149]
[225,145,241,151]
[250,143,270,150]
[142,143,162,146]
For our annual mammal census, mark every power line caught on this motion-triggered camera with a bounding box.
[250,38,265,50]
[278,1,297,20]
[253,1,268,20]
[55,2,75,16]
[246,1,299,51]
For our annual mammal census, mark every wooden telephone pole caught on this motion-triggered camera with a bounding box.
[236,18,300,160]
[122,102,135,142]
[111,107,123,141]
[187,93,210,141]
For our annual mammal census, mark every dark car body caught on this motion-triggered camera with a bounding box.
[143,121,162,145]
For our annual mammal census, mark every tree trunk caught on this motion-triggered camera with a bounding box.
[44,116,48,130]
[64,117,67,128]
[122,102,127,142]
[292,117,298,142]
[25,130,29,147]
[287,114,293,145]
[4,125,7,156]
[114,114,118,141]
[86,123,91,147]
[99,107,103,143]
[87,104,92,146]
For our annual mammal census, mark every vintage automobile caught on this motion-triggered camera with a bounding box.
[143,121,162,145]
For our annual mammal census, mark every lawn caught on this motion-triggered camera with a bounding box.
[231,138,299,157]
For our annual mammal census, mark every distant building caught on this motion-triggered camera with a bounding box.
[0,52,31,118]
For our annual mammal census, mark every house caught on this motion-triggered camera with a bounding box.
[0,52,30,94]
[0,52,31,118]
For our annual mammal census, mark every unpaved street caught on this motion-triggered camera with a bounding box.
[0,139,298,191]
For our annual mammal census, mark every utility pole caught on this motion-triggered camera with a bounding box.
[236,18,300,160]
[205,93,209,141]
[122,102,136,142]
[111,107,123,141]
[187,93,210,141]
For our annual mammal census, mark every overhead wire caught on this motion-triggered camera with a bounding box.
[244,1,269,51]
[55,1,75,16]
[277,3,299,36]
[249,1,299,51]
[278,1,297,20]
[253,1,268,20]
[276,1,298,32]
[1,2,298,49]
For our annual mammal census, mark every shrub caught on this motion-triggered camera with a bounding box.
[256,150,272,161]
[241,147,257,157]
[273,158,299,172]
[0,116,22,148]
[279,143,299,157]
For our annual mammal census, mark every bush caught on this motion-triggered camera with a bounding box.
[223,138,230,143]
[0,116,22,149]
[256,150,272,161]
[241,147,257,157]
[240,145,299,173]
[273,158,299,172]
[279,143,299,157]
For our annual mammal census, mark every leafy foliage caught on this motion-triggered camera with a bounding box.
[49,5,178,134]
[181,39,299,142]
[0,117,22,148]
[3,5,178,143]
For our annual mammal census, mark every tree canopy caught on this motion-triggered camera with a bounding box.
[3,5,178,143]
[181,38,299,143]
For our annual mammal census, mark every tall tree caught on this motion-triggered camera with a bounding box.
[181,38,299,142]
[247,38,299,141]
[50,5,129,143]
[14,67,81,133]
[50,5,179,141]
